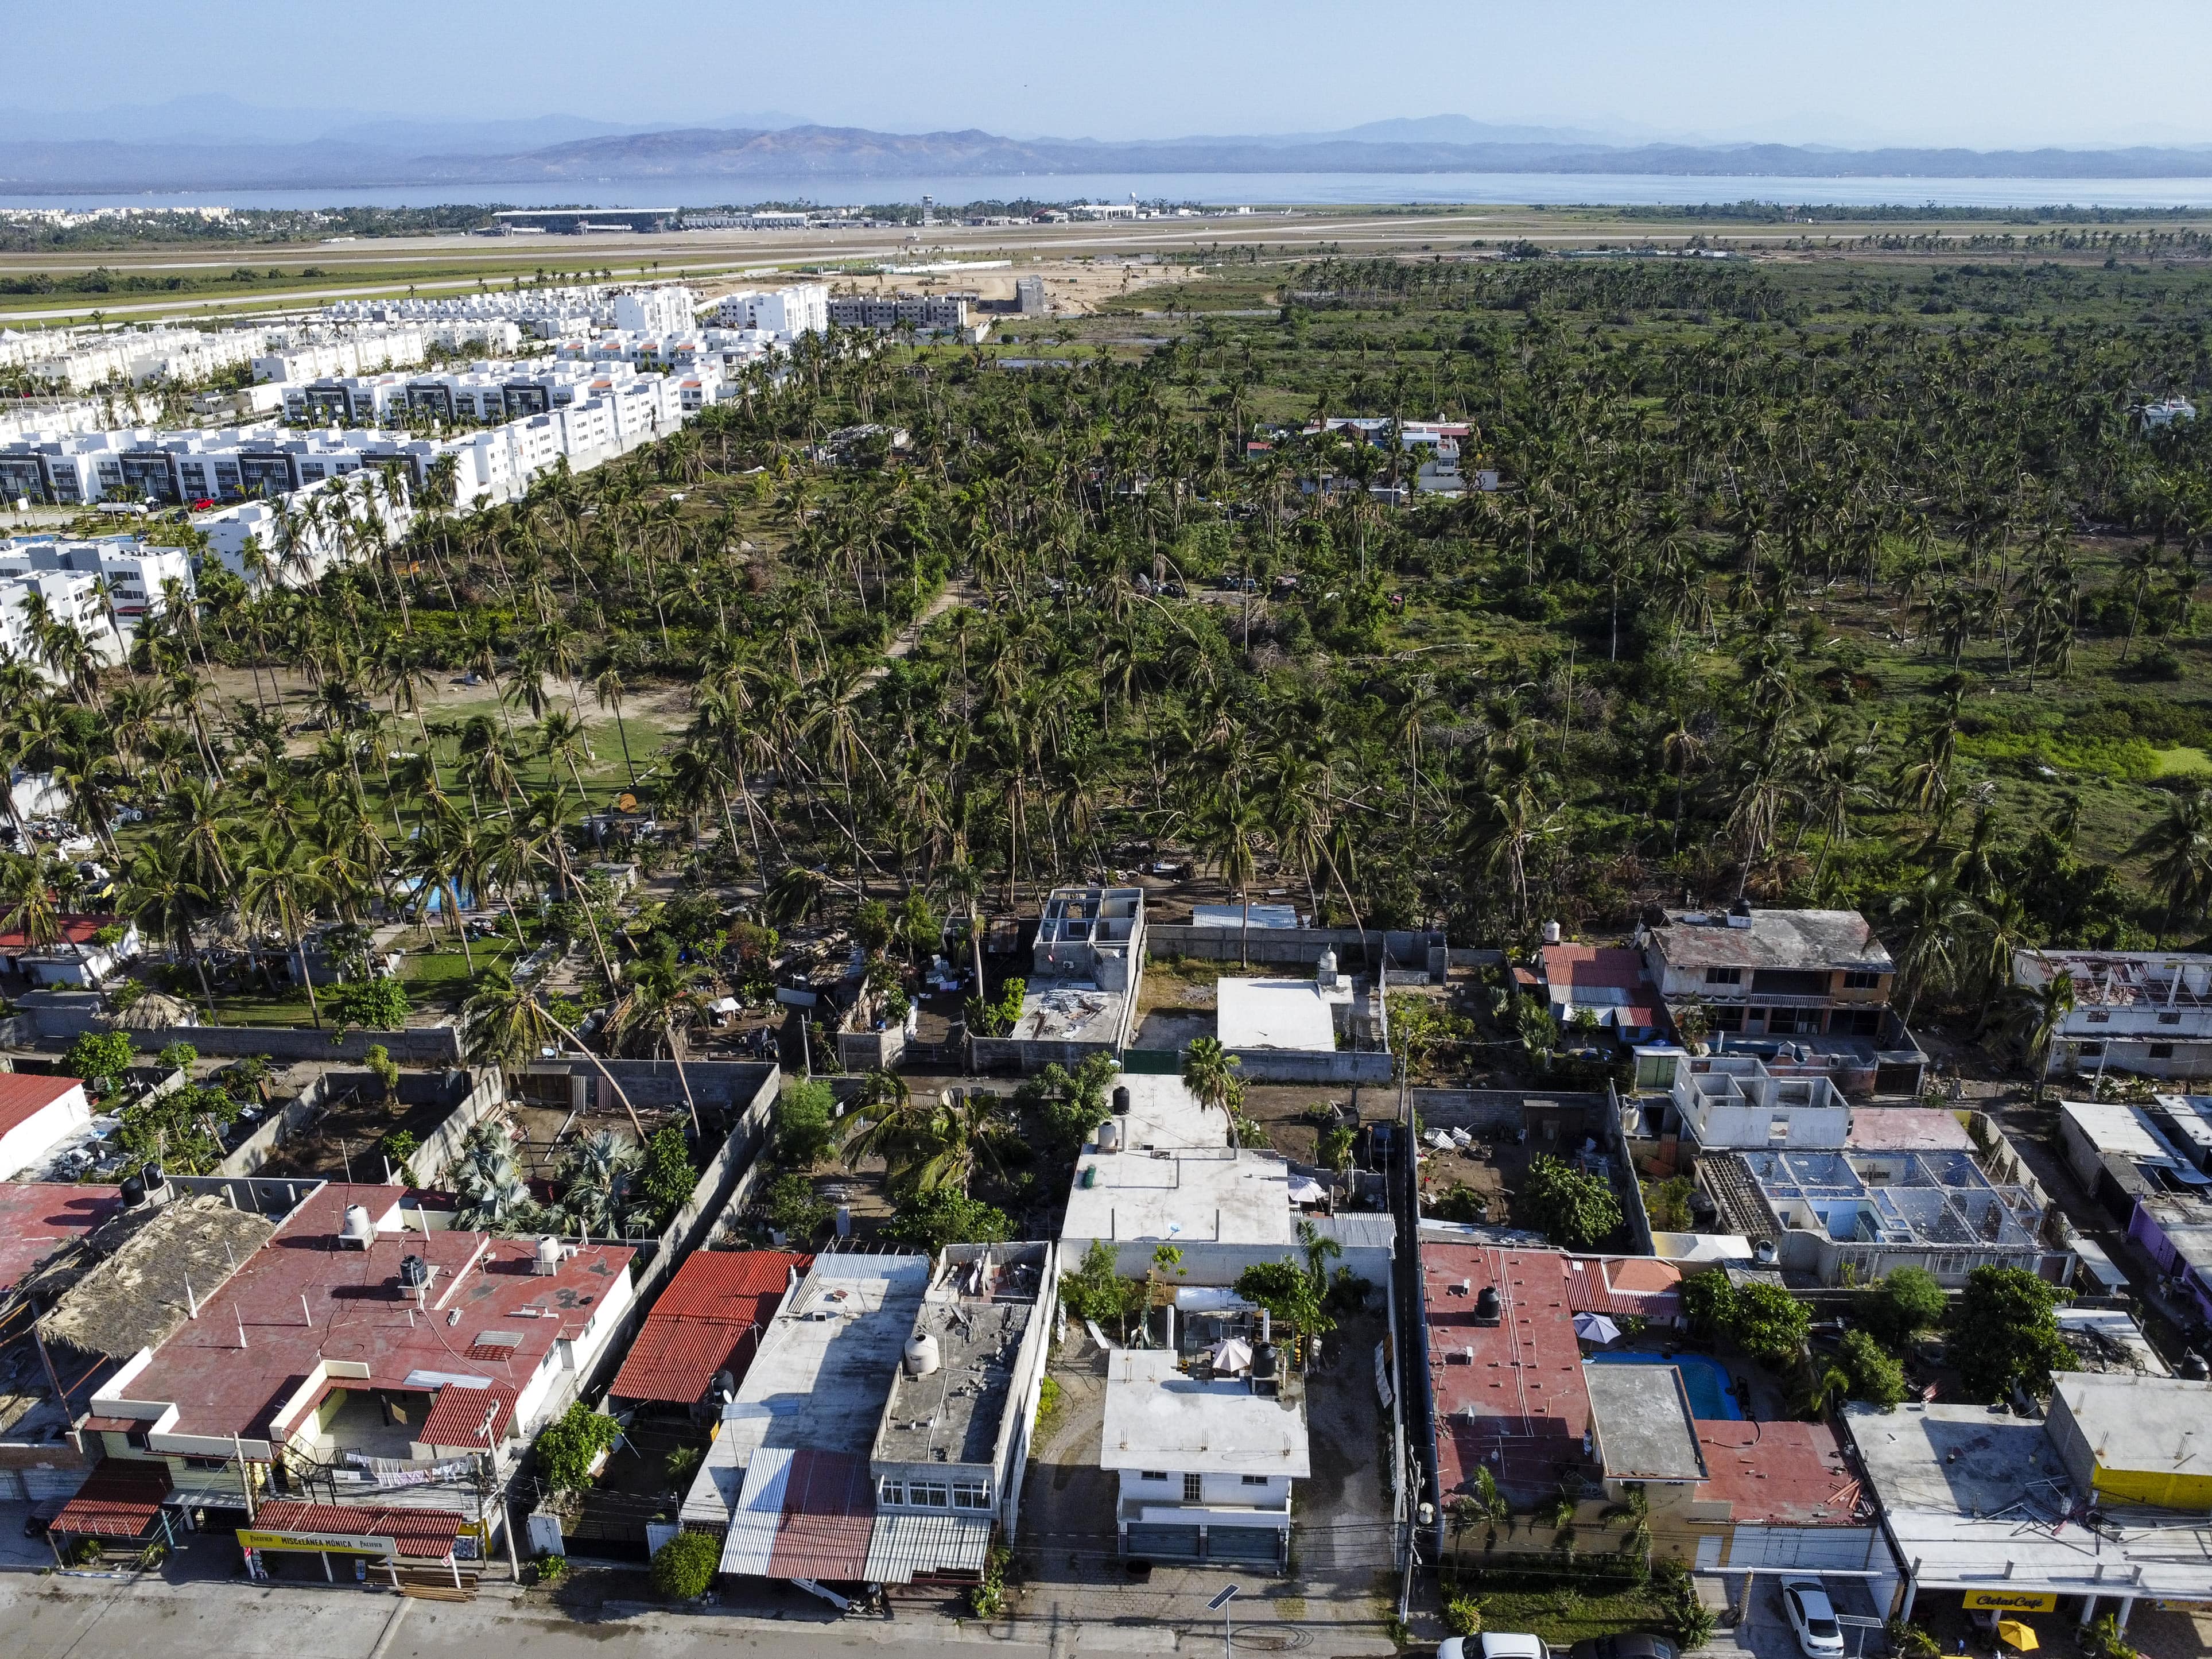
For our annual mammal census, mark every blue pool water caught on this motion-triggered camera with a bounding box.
[1585,1352,1745,1421]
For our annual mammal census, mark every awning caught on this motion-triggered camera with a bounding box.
[246,1501,462,1559]
[721,1447,875,1582]
[863,1511,993,1583]
[51,1459,172,1539]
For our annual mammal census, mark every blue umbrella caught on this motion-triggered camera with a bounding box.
[1573,1311,1622,1344]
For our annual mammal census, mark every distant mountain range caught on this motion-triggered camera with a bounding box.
[3,110,2212,196]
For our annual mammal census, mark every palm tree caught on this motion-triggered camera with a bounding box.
[610,939,708,1136]
[119,840,218,1023]
[460,968,643,1137]
[2009,962,2076,1103]
[1182,1036,1244,1124]
[235,834,329,1028]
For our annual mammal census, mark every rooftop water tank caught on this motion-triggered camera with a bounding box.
[1752,1239,1778,1265]
[534,1235,562,1276]
[1317,947,1339,987]
[119,1172,148,1208]
[1111,1086,1131,1117]
[1540,920,1562,945]
[903,1331,941,1378]
[399,1253,430,1292]
[340,1204,375,1249]
[1097,1117,1123,1154]
[1473,1285,1502,1326]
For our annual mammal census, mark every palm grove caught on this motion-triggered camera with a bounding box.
[14,249,2212,1164]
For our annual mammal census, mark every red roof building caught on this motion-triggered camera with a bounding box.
[0,1073,91,1181]
[611,1249,811,1409]
[0,1182,118,1308]
[1534,944,1663,1038]
[1420,1235,1876,1569]
[49,1458,172,1540]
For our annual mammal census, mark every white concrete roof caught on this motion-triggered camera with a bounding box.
[1217,978,1343,1052]
[2058,1099,2170,1162]
[2054,1374,2212,1473]
[1061,1145,1298,1247]
[1844,1402,2212,1601]
[1105,1073,1228,1153]
[1100,1348,1309,1478]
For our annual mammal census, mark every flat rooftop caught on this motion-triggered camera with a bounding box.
[875,1246,1044,1468]
[1217,977,1346,1052]
[1647,908,1891,973]
[1100,1348,1309,1478]
[1585,1361,1706,1483]
[2052,1374,2212,1476]
[685,1253,931,1525]
[1011,978,1127,1042]
[1062,1144,1297,1247]
[1846,1107,1974,1153]
[1844,1401,2212,1600]
[99,1184,632,1445]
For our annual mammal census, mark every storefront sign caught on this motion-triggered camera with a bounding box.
[1963,1591,2058,1613]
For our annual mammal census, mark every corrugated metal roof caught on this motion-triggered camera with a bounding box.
[51,1458,171,1538]
[611,1250,811,1406]
[253,1500,463,1551]
[864,1511,994,1583]
[0,1071,83,1137]
[720,1446,876,1583]
[418,1381,516,1449]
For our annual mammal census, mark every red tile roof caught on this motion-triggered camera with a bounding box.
[253,1500,462,1553]
[52,1459,170,1538]
[0,1182,118,1298]
[105,1183,634,1444]
[610,1249,810,1406]
[0,1072,85,1138]
[418,1382,517,1449]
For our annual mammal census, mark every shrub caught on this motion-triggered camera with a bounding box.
[649,1529,720,1600]
[363,1042,401,1101]
[1680,1269,1734,1335]
[329,976,410,1030]
[375,1129,420,1179]
[1840,1329,1907,1409]
[763,1172,830,1241]
[527,1552,569,1585]
[1443,1595,1484,1636]
[1033,1374,1062,1436]
[1860,1266,1946,1345]
[156,1041,198,1073]
[638,1125,697,1226]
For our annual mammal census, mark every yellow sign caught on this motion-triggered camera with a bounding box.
[1964,1592,2058,1613]
[238,1529,391,1557]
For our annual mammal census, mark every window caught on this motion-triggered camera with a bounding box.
[1241,1475,1270,1487]
[2087,1011,2110,1024]
[1183,1473,1203,1502]
[911,1482,949,1508]
[1139,1471,1169,1483]
[952,1482,989,1510]
[879,1479,902,1506]
[2160,1011,2183,1026]
[1747,1007,1769,1029]
[1704,967,1743,986]
[1841,970,1881,991]
[2078,1042,2105,1059]
[2151,1044,2176,1060]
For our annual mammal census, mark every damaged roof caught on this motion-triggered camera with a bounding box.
[1648,908,1892,973]
[37,1195,277,1359]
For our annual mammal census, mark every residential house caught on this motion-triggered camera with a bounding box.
[1637,903,1926,1096]
[0,1073,93,1181]
[2013,949,2212,1081]
[608,1250,814,1422]
[1527,944,1663,1044]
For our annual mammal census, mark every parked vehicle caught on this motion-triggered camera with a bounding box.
[1569,1638,1676,1659]
[1441,1637,1547,1659]
[1781,1576,1844,1659]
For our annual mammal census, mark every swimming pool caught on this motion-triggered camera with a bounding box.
[1584,1351,1745,1421]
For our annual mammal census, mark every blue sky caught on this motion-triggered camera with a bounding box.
[27,1,2212,148]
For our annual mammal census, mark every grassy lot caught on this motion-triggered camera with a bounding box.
[1447,1573,1679,1646]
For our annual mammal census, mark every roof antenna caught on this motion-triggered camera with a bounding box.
[235,1308,248,1349]
[185,1277,199,1320]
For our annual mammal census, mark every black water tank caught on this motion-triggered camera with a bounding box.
[2183,1348,2210,1381]
[399,1254,430,1289]
[119,1172,147,1208]
[1111,1086,1131,1116]
[1474,1286,1502,1326]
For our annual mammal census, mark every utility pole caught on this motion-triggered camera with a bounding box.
[1209,1584,1240,1659]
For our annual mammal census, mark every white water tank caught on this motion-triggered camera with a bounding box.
[903,1331,941,1377]
[339,1204,375,1250]
[1317,947,1339,989]
[1540,920,1562,945]
[534,1235,563,1276]
[1097,1117,1123,1153]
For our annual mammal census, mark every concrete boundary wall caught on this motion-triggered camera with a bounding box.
[218,1065,480,1179]
[1147,924,1446,968]
[9,993,464,1066]
[1227,1046,1394,1086]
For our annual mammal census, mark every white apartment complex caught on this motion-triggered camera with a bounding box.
[0,534,193,618]
[705,283,828,339]
[250,327,431,385]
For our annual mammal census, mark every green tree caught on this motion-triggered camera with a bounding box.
[1234,1258,1332,1340]
[61,1029,136,1096]
[534,1402,620,1492]
[329,975,410,1031]
[1859,1266,1947,1346]
[884,1187,1011,1253]
[639,1125,697,1224]
[763,1171,829,1241]
[1181,1034,1244,1116]
[1679,1269,1736,1336]
[1729,1281,1813,1367]
[1949,1265,2073,1401]
[1518,1154,1622,1250]
[1839,1329,1907,1409]
[774,1079,839,1166]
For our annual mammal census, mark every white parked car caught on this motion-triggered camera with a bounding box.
[1780,1576,1844,1659]
[1441,1638,1548,1659]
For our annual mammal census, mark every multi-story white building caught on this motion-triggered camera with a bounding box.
[28,326,269,391]
[0,534,193,618]
[707,283,828,339]
[2015,948,2212,1081]
[828,293,971,334]
[611,285,698,337]
[251,327,429,386]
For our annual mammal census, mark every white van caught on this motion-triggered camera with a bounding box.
[1441,1637,1549,1659]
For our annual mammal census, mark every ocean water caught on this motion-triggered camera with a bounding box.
[10,170,2212,214]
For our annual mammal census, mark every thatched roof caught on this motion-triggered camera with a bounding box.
[106,993,199,1031]
[37,1195,274,1360]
